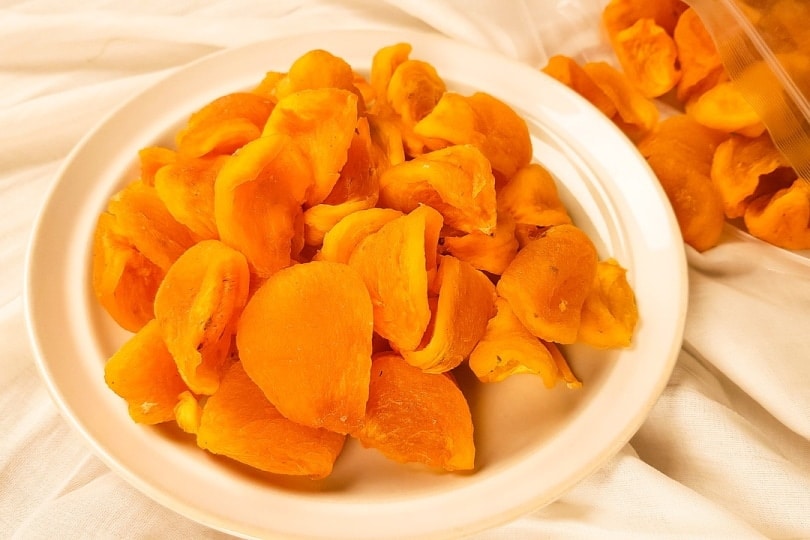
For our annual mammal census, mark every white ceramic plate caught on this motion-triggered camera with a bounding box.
[25,29,687,540]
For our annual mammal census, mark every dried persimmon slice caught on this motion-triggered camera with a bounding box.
[441,214,519,275]
[379,144,497,234]
[497,224,598,344]
[576,259,639,349]
[612,18,680,98]
[497,163,571,229]
[154,240,250,396]
[214,133,312,277]
[414,92,532,180]
[354,353,475,471]
[370,43,412,111]
[91,212,163,332]
[468,297,560,386]
[348,205,443,352]
[197,362,346,478]
[673,8,726,103]
[387,59,446,127]
[176,92,274,157]
[262,87,358,207]
[316,207,403,264]
[106,180,197,272]
[237,261,373,434]
[542,55,617,119]
[400,255,496,373]
[138,146,176,187]
[154,154,229,240]
[744,179,810,250]
[104,319,189,424]
[274,49,356,100]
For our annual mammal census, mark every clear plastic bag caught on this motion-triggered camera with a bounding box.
[684,0,810,179]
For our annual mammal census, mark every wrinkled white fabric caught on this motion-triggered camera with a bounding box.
[2,0,809,538]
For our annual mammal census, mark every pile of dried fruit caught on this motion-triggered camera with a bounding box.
[544,0,810,251]
[93,44,638,478]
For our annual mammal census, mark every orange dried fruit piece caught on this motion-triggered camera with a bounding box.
[197,362,346,478]
[252,70,285,100]
[303,117,380,246]
[468,297,560,386]
[602,0,688,36]
[174,390,203,434]
[368,113,406,166]
[441,214,519,275]
[386,59,446,127]
[576,259,639,349]
[497,224,598,344]
[354,352,475,471]
[548,341,582,389]
[542,55,617,118]
[104,319,189,424]
[414,92,533,180]
[744,179,810,250]
[400,255,496,373]
[379,144,497,234]
[673,7,726,103]
[237,261,373,434]
[106,180,197,272]
[91,212,163,332]
[611,18,680,98]
[582,62,659,142]
[685,80,765,136]
[214,133,312,277]
[348,205,443,352]
[497,163,572,229]
[711,134,797,219]
[274,49,356,100]
[316,207,403,264]
[176,92,275,158]
[263,87,358,207]
[370,42,412,110]
[138,146,176,187]
[154,154,229,240]
[154,239,250,395]
[638,115,727,251]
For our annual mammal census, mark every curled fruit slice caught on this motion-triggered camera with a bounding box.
[379,144,496,234]
[576,259,639,349]
[237,261,373,434]
[469,297,559,386]
[91,212,163,332]
[214,133,312,277]
[348,205,443,352]
[197,362,346,479]
[262,87,358,207]
[316,207,403,264]
[612,18,680,98]
[497,224,598,344]
[400,255,496,373]
[744,179,810,250]
[104,319,189,424]
[354,353,475,471]
[154,239,250,395]
[441,214,519,275]
[497,163,571,229]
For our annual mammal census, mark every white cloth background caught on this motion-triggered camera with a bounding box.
[2,0,809,538]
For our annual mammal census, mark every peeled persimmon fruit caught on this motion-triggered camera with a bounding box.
[176,92,275,158]
[379,144,497,234]
[497,224,598,344]
[154,239,250,395]
[348,205,443,352]
[214,133,312,277]
[469,297,560,386]
[262,87,358,207]
[354,353,475,471]
[91,212,164,332]
[400,255,496,373]
[316,207,403,264]
[104,319,189,424]
[576,259,639,349]
[441,214,519,275]
[197,362,346,478]
[106,180,197,272]
[237,261,373,434]
[154,153,229,240]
